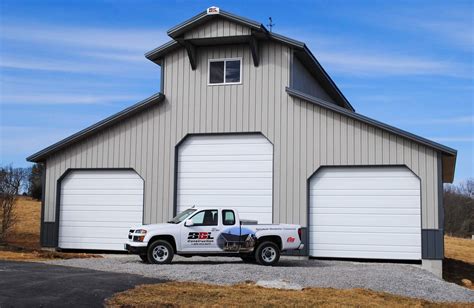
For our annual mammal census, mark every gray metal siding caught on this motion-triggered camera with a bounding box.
[43,40,441,232]
[184,17,251,39]
[292,56,335,104]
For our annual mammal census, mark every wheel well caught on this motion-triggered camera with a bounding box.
[148,235,177,253]
[257,236,282,251]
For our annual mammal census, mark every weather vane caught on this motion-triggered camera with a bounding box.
[267,17,275,32]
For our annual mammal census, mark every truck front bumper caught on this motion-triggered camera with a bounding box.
[124,243,147,255]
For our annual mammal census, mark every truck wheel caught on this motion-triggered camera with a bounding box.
[255,241,280,266]
[139,254,148,263]
[147,240,174,264]
[240,254,256,263]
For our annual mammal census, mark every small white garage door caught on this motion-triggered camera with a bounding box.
[59,170,144,250]
[309,167,421,260]
[177,134,273,223]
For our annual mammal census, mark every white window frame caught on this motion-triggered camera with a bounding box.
[208,57,242,86]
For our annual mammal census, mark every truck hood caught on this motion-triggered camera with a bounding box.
[131,223,177,232]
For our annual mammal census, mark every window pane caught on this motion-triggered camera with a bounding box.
[225,60,240,83]
[209,61,224,84]
[192,210,218,226]
[223,210,235,225]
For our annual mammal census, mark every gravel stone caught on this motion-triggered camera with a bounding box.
[45,255,474,303]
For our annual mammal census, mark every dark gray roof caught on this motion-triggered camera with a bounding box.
[27,93,165,162]
[144,9,354,112]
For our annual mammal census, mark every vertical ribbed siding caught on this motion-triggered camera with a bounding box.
[43,41,440,230]
[184,17,251,39]
[290,97,439,228]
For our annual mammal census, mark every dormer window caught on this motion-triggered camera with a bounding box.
[208,58,241,85]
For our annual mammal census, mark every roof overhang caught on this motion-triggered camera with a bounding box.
[27,93,165,163]
[286,87,457,183]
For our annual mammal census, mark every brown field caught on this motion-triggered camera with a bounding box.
[0,196,99,261]
[105,281,471,308]
[444,236,474,289]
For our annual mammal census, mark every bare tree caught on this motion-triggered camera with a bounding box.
[0,166,27,243]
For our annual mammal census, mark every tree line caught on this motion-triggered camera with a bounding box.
[444,179,473,238]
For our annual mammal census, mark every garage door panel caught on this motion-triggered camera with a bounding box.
[310,195,420,207]
[62,205,142,212]
[178,172,271,179]
[178,178,272,190]
[314,225,421,234]
[59,170,144,251]
[61,194,143,206]
[61,179,143,190]
[312,178,419,190]
[310,213,420,227]
[61,210,141,222]
[178,195,272,207]
[178,161,272,173]
[310,249,420,259]
[59,227,129,238]
[313,168,416,178]
[61,189,143,196]
[309,167,421,260]
[310,232,420,246]
[310,207,420,215]
[177,134,273,224]
[179,155,272,162]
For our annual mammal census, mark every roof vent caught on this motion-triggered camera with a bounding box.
[207,6,220,15]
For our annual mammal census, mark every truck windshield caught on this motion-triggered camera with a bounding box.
[168,209,196,224]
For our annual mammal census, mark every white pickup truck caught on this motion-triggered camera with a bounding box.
[125,207,304,265]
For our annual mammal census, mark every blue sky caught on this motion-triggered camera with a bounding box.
[1,0,473,182]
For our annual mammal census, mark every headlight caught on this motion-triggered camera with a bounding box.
[135,229,147,235]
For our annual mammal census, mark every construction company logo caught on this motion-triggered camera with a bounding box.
[287,237,295,243]
[207,6,219,14]
[187,232,214,246]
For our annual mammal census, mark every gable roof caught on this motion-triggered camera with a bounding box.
[27,93,165,163]
[145,8,355,112]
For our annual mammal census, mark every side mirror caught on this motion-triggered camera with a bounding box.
[184,219,194,227]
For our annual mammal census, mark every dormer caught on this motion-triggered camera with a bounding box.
[145,7,355,111]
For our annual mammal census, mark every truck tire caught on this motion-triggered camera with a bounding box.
[255,241,280,266]
[240,254,256,263]
[139,254,148,263]
[147,240,174,264]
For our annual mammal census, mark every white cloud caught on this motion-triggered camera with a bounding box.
[314,51,469,78]
[0,93,141,105]
[1,23,168,52]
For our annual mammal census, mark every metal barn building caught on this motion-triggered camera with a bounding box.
[28,7,456,277]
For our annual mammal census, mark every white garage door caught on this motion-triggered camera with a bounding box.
[177,134,273,223]
[309,167,421,260]
[59,170,144,250]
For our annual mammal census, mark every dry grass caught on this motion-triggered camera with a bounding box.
[0,196,99,261]
[105,282,470,308]
[444,236,474,289]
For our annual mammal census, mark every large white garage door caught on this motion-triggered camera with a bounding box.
[59,170,144,250]
[309,167,421,260]
[177,134,273,223]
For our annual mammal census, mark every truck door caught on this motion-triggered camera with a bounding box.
[180,209,221,252]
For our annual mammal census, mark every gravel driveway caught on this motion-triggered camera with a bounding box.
[46,255,474,303]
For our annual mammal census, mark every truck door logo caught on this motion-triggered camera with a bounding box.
[188,232,214,240]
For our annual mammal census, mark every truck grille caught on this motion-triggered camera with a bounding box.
[128,229,134,240]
